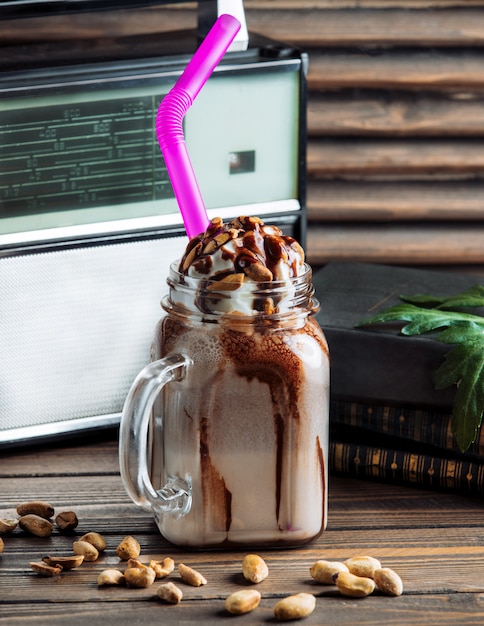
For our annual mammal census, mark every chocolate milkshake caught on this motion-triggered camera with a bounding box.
[120,216,329,548]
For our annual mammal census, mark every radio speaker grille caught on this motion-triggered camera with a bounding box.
[0,235,186,434]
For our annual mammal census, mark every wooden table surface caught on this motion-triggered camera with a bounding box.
[1,435,483,625]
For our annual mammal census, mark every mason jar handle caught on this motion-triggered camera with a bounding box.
[119,354,192,518]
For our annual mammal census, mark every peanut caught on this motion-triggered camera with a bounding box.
[156,581,183,604]
[242,554,269,584]
[19,514,53,537]
[344,555,381,579]
[17,500,54,520]
[0,537,4,555]
[73,540,99,562]
[30,561,62,576]
[116,535,140,561]
[178,563,207,587]
[55,511,78,531]
[0,518,18,534]
[126,558,145,569]
[149,557,175,579]
[98,569,126,587]
[310,560,349,585]
[273,593,316,621]
[334,571,376,598]
[125,564,156,588]
[42,555,84,570]
[374,568,403,596]
[225,589,261,615]
[79,532,106,552]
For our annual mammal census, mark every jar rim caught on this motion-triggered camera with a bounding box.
[168,260,313,288]
[163,261,319,321]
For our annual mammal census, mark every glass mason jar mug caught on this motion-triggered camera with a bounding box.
[119,261,330,549]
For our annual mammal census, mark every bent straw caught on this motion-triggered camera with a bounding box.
[156,14,241,239]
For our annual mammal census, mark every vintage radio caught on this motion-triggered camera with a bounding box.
[0,0,307,445]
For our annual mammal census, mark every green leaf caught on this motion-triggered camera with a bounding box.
[357,285,484,452]
[357,303,484,337]
[402,285,484,310]
[436,323,484,345]
[434,340,484,451]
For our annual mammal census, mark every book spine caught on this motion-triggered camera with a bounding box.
[330,440,484,496]
[331,399,484,458]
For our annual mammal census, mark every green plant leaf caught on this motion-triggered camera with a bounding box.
[402,285,484,310]
[434,340,484,451]
[357,304,484,337]
[357,286,484,452]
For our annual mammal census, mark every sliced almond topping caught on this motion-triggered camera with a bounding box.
[243,262,273,282]
[207,273,245,292]
[202,240,218,255]
[182,241,202,271]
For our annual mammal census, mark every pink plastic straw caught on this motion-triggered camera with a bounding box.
[156,14,241,239]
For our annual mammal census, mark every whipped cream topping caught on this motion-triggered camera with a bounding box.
[178,216,305,283]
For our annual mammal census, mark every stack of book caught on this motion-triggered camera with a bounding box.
[314,262,484,497]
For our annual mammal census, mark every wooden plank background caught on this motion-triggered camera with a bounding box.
[3,0,484,271]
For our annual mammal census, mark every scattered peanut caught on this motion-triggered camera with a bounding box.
[150,557,175,579]
[224,589,261,615]
[79,532,106,552]
[124,564,156,588]
[178,563,207,587]
[55,511,78,531]
[309,560,349,585]
[30,561,62,577]
[116,535,140,561]
[156,581,184,604]
[98,569,126,587]
[374,568,403,597]
[73,540,99,562]
[344,556,382,579]
[333,571,376,598]
[0,518,18,534]
[242,554,269,584]
[42,555,84,570]
[19,514,53,537]
[10,500,406,618]
[273,593,316,621]
[17,501,54,520]
[126,558,145,569]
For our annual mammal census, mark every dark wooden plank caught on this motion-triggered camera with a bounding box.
[307,224,484,265]
[248,8,484,48]
[5,5,484,48]
[2,475,484,533]
[245,1,484,7]
[1,594,483,626]
[307,181,484,221]
[0,437,119,477]
[308,92,484,137]
[307,139,484,177]
[308,50,484,91]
